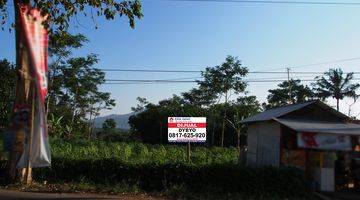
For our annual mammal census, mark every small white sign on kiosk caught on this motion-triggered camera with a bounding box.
[297,132,351,151]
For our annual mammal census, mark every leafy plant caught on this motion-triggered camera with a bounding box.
[313,68,360,111]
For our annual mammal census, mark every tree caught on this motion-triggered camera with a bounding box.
[182,87,218,145]
[346,94,359,117]
[3,0,141,182]
[182,87,217,107]
[313,68,360,111]
[49,54,115,138]
[47,31,88,114]
[0,59,16,128]
[129,95,207,144]
[131,97,149,113]
[49,31,88,59]
[1,0,142,32]
[226,96,260,150]
[44,31,115,139]
[267,79,315,108]
[0,34,115,139]
[129,103,161,144]
[47,31,116,138]
[102,118,117,134]
[198,56,248,147]
[225,96,260,164]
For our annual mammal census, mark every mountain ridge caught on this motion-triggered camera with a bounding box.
[93,113,135,130]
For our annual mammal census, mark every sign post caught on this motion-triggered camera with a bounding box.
[187,142,191,162]
[168,117,206,162]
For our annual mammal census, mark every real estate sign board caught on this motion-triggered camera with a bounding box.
[168,117,206,143]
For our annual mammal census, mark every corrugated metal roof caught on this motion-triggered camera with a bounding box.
[273,118,360,136]
[241,101,317,123]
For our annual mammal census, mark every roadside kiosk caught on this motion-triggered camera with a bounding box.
[242,100,360,191]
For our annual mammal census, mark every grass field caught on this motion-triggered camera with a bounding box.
[0,138,316,199]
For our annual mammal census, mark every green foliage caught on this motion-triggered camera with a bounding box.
[0,59,16,128]
[0,139,314,198]
[29,139,312,199]
[198,55,249,147]
[129,93,261,147]
[313,68,360,111]
[198,55,248,97]
[49,139,238,165]
[47,113,65,138]
[102,118,117,133]
[267,79,316,108]
[129,95,209,144]
[128,55,260,147]
[131,97,149,112]
[0,130,6,184]
[49,31,88,58]
[34,161,311,199]
[100,130,133,142]
[182,87,217,107]
[47,33,115,139]
[0,0,142,32]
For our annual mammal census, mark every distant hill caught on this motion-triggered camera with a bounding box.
[93,113,135,130]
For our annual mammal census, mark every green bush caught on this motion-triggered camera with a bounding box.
[33,158,310,199]
[1,139,313,199]
[30,139,313,199]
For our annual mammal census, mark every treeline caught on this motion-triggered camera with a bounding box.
[128,56,260,147]
[128,56,360,147]
[0,31,115,139]
[1,33,359,146]
[129,95,260,147]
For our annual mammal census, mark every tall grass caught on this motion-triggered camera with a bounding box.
[50,138,239,165]
[0,138,313,199]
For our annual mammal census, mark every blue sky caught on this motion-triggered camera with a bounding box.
[2,1,360,116]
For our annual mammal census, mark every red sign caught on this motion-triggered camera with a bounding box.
[168,123,207,128]
[19,5,49,103]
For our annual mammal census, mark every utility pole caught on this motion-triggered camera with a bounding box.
[287,68,292,104]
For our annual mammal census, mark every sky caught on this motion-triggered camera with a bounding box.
[2,1,360,116]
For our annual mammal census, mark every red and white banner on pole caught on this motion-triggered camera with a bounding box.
[19,5,48,103]
[16,4,51,168]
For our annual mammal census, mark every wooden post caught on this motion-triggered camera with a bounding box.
[187,142,191,162]
[28,91,34,185]
[24,85,35,185]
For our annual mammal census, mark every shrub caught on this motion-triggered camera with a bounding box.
[33,158,311,199]
[1,139,313,199]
